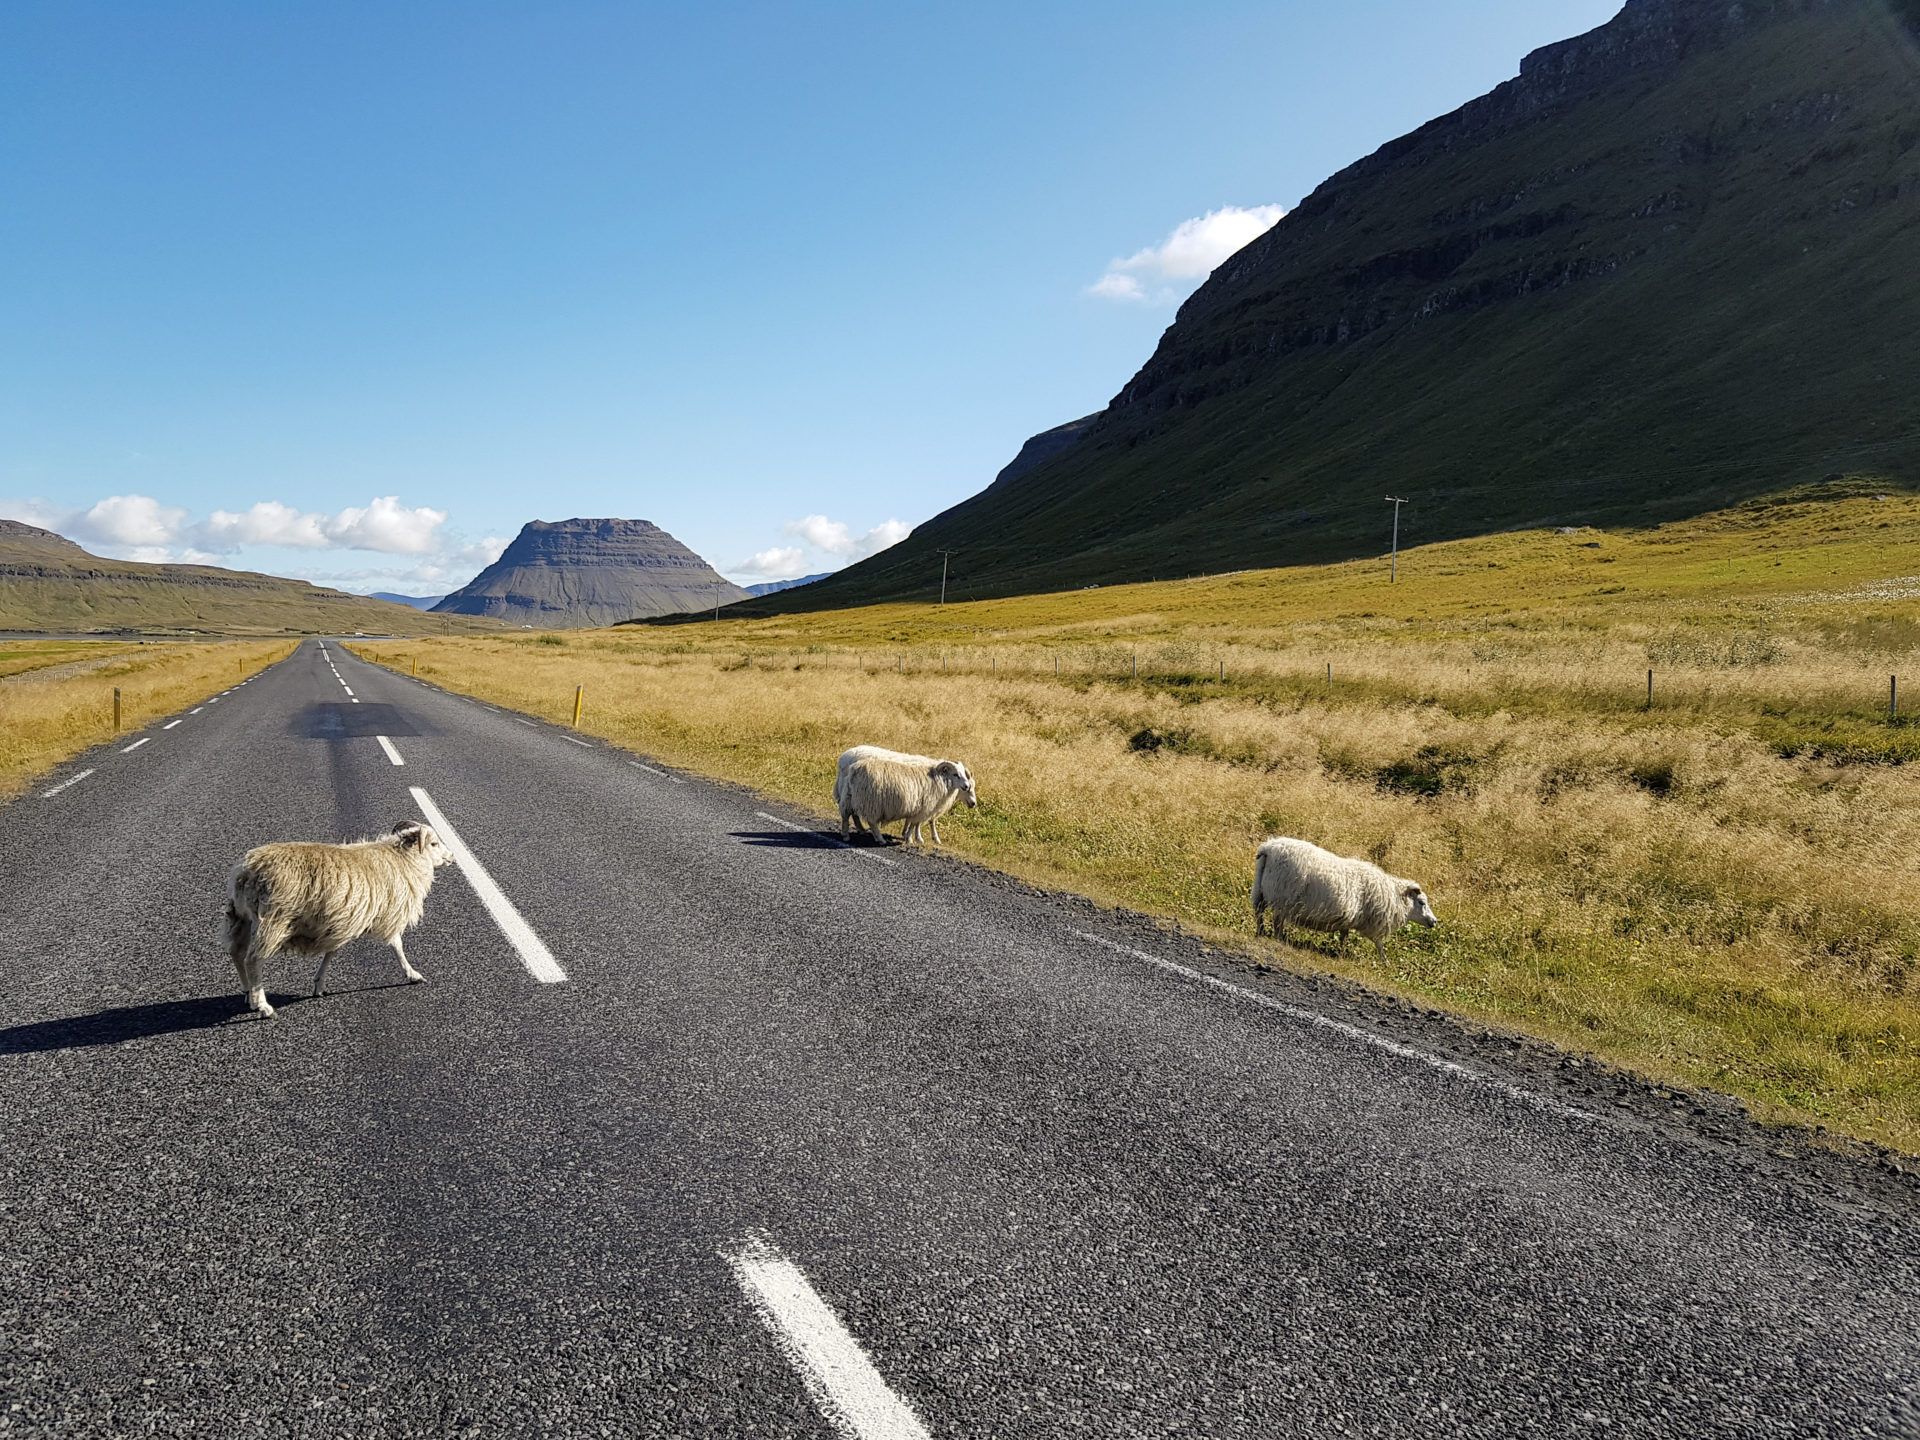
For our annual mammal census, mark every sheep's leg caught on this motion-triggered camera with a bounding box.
[387,932,426,984]
[840,810,853,841]
[310,950,335,998]
[243,944,274,1019]
[928,816,942,846]
[1372,937,1387,965]
[1252,900,1265,937]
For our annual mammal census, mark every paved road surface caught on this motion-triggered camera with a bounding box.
[3,639,1917,1437]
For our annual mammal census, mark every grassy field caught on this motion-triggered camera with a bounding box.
[356,489,1920,1151]
[0,639,141,680]
[0,639,293,796]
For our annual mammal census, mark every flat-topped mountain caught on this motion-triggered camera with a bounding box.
[0,520,488,635]
[431,518,745,627]
[748,0,1920,609]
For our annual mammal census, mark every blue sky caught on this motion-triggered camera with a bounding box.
[1,1,1620,593]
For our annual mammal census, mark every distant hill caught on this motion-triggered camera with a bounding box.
[742,572,832,598]
[0,521,491,634]
[432,518,746,627]
[744,0,1920,611]
[369,591,446,610]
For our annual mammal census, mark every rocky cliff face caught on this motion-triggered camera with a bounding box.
[431,518,746,627]
[755,0,1920,608]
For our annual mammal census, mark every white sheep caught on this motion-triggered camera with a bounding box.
[223,821,453,1017]
[835,745,979,846]
[1251,836,1437,961]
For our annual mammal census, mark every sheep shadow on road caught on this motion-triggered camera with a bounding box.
[0,983,410,1054]
[730,828,871,851]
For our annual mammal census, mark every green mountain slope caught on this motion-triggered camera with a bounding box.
[0,522,495,635]
[753,0,1920,610]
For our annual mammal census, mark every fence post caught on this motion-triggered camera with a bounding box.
[1219,659,1225,683]
[1132,648,1137,680]
[1647,669,1654,709]
[412,655,418,676]
[1893,675,1899,721]
[1326,662,1331,683]
[113,687,121,733]
[1054,655,1059,677]
[572,685,584,726]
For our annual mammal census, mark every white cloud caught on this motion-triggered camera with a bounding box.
[70,494,188,547]
[1088,204,1288,304]
[726,513,910,586]
[199,500,331,550]
[735,545,809,581]
[196,495,447,555]
[0,497,69,530]
[326,495,447,554]
[783,513,909,560]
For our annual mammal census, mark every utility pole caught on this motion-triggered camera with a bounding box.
[1386,497,1408,583]
[713,579,723,621]
[937,549,955,605]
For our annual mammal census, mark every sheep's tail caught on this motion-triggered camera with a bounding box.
[1251,843,1268,911]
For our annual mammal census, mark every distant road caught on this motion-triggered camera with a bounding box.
[2,639,1916,1437]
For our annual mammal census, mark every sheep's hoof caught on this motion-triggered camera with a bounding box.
[311,985,326,998]
[405,972,426,985]
[253,1002,276,1019]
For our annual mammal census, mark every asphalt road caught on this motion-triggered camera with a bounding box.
[3,638,1917,1438]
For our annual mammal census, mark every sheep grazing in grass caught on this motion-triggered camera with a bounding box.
[835,745,979,846]
[1251,836,1437,961]
[224,821,454,1017]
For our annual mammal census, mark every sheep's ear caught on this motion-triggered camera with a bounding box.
[1402,884,1422,898]
[392,821,425,848]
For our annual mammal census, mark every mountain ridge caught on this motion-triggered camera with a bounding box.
[740,0,1920,611]
[432,517,746,626]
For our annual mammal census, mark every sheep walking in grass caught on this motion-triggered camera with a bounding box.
[224,821,454,1017]
[1251,836,1438,961]
[835,745,979,846]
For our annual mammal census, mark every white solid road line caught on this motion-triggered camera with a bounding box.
[627,760,687,784]
[409,786,567,985]
[723,1233,933,1440]
[121,737,151,753]
[163,720,182,730]
[1069,929,1594,1122]
[756,811,895,867]
[376,735,405,766]
[41,769,95,799]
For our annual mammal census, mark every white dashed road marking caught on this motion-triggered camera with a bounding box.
[42,769,95,799]
[1069,929,1593,1121]
[723,1233,933,1440]
[409,786,566,985]
[755,812,895,867]
[190,707,203,714]
[516,718,537,727]
[376,735,405,766]
[121,738,150,753]
[163,720,182,730]
[563,736,593,747]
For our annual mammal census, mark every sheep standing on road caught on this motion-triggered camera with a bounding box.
[835,745,979,846]
[224,821,453,1017]
[1251,836,1437,961]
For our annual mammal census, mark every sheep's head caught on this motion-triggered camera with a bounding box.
[1399,881,1438,928]
[393,821,454,868]
[934,759,979,808]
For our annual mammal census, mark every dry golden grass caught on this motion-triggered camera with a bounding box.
[352,491,1920,1151]
[0,640,293,796]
